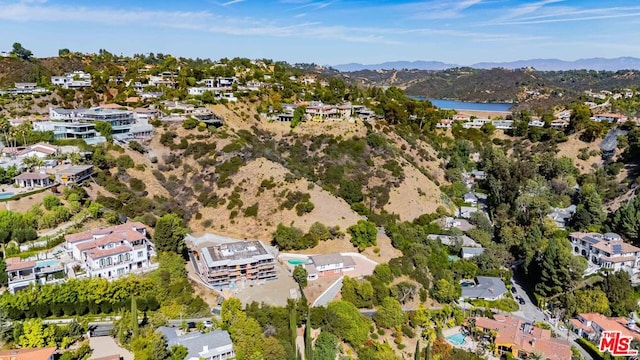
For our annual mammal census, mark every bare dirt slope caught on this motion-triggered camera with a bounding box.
[556,132,602,172]
[384,159,446,221]
[192,158,364,240]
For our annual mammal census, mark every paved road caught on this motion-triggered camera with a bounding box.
[312,277,343,307]
[511,274,593,360]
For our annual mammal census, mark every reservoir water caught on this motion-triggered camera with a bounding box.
[411,97,513,112]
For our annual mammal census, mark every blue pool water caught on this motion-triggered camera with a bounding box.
[288,259,308,265]
[36,259,60,268]
[410,97,513,112]
[0,192,14,199]
[448,255,460,262]
[446,333,466,346]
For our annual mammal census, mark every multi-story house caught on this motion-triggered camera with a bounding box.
[472,315,572,360]
[65,222,153,279]
[51,71,92,89]
[55,165,94,185]
[196,240,277,288]
[570,313,640,343]
[570,232,640,276]
[33,121,106,145]
[6,257,66,293]
[48,107,147,142]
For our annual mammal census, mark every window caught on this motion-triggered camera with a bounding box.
[100,259,104,267]
[137,251,143,258]
[117,268,125,275]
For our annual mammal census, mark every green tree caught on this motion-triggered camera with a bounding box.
[169,345,188,360]
[571,183,605,231]
[293,265,308,289]
[94,122,113,142]
[567,104,592,133]
[372,263,394,284]
[131,296,139,338]
[272,223,306,250]
[602,271,636,316]
[43,194,61,210]
[348,220,377,251]
[304,313,313,360]
[308,222,331,242]
[313,331,338,360]
[325,301,370,347]
[19,319,55,348]
[291,106,306,129]
[531,238,587,297]
[11,42,32,60]
[373,297,406,329]
[431,279,460,304]
[153,213,188,256]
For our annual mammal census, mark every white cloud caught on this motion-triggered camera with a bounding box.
[221,0,246,6]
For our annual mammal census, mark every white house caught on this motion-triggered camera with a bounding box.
[570,232,640,277]
[51,71,92,89]
[157,327,235,360]
[65,222,153,279]
[305,253,356,281]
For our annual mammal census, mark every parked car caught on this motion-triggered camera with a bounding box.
[204,320,213,328]
[510,287,517,294]
[518,297,526,305]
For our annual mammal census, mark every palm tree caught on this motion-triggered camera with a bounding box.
[0,118,10,149]
[528,352,545,360]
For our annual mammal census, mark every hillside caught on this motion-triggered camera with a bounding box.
[88,101,448,245]
[0,56,85,87]
[338,67,640,107]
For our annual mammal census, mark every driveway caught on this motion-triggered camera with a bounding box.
[313,277,343,307]
[89,336,133,360]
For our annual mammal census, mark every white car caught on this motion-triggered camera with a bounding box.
[204,320,213,328]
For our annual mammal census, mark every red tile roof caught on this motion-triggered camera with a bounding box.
[5,257,37,272]
[0,347,56,360]
[65,222,146,243]
[574,313,640,341]
[474,316,572,360]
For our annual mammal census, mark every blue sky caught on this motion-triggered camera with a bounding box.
[1,0,640,65]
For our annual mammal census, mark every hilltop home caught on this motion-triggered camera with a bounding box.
[195,240,277,288]
[51,71,92,89]
[570,313,640,344]
[33,121,107,145]
[305,253,356,281]
[570,232,640,277]
[593,113,628,123]
[157,327,235,360]
[5,257,66,293]
[472,315,572,360]
[65,222,152,279]
[55,165,94,185]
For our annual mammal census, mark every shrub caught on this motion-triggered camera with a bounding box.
[43,194,61,210]
[244,203,259,217]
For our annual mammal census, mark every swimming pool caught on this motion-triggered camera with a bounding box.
[36,259,60,268]
[0,192,14,200]
[446,333,466,346]
[288,259,308,265]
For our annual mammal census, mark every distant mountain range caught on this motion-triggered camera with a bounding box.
[333,57,640,72]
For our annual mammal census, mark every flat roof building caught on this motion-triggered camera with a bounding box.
[197,240,277,288]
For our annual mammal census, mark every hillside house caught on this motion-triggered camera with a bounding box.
[157,327,235,360]
[14,172,52,188]
[570,313,640,344]
[305,254,356,281]
[65,222,153,279]
[472,315,572,360]
[195,240,277,288]
[460,276,507,301]
[55,165,94,185]
[6,257,65,293]
[51,71,91,89]
[570,232,640,277]
[547,205,576,229]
